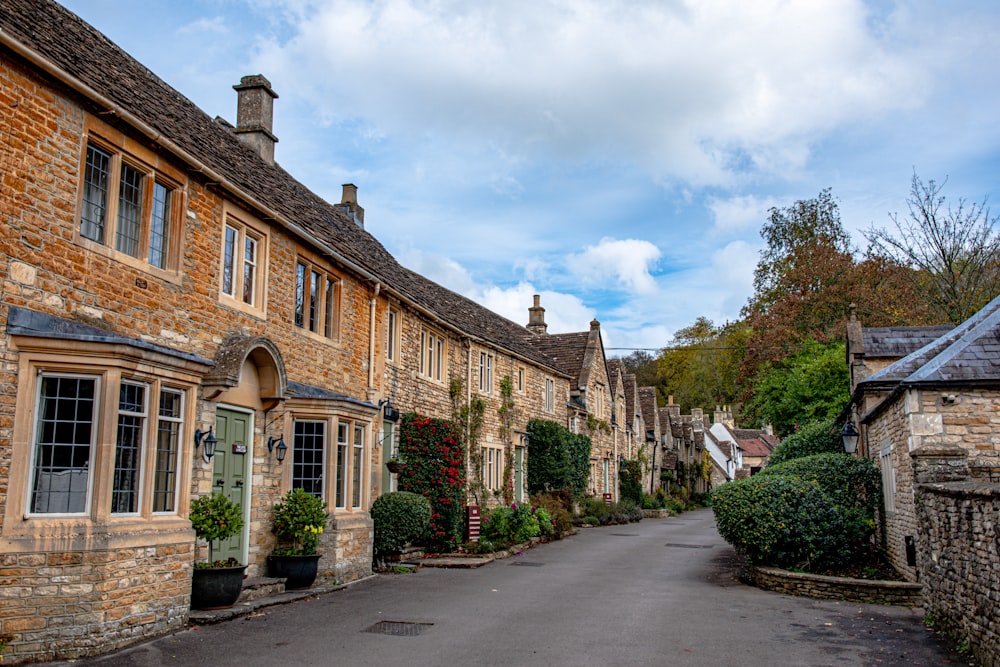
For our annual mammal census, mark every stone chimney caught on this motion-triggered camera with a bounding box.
[233,75,278,164]
[713,405,734,429]
[527,294,547,334]
[338,184,365,229]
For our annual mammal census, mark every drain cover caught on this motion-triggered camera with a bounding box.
[510,561,545,566]
[363,621,433,636]
[609,533,639,537]
[664,543,714,549]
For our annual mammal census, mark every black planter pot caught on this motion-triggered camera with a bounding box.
[190,564,247,610]
[386,461,406,474]
[267,553,321,589]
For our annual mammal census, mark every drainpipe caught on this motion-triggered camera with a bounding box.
[368,282,380,399]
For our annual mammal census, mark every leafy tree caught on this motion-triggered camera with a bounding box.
[865,172,1000,323]
[618,349,662,390]
[742,340,849,437]
[655,318,747,413]
[618,459,643,504]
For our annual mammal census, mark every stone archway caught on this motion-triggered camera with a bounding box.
[203,334,288,408]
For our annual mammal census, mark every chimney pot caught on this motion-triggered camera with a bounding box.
[527,294,547,334]
[338,183,365,228]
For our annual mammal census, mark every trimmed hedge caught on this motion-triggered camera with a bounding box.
[767,418,842,466]
[371,491,432,557]
[713,475,850,568]
[526,419,591,497]
[759,453,880,551]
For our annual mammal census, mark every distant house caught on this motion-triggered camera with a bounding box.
[848,295,1000,580]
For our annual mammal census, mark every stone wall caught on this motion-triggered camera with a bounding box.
[750,566,922,606]
[912,447,1000,667]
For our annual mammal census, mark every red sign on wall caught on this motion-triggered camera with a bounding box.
[467,505,481,542]
[603,493,613,505]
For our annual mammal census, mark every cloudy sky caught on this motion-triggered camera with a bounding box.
[59,0,1000,354]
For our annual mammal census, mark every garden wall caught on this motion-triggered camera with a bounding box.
[912,447,1000,667]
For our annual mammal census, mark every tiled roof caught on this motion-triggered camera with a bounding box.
[862,325,956,358]
[0,0,567,376]
[528,331,591,380]
[862,294,1000,387]
[638,387,659,433]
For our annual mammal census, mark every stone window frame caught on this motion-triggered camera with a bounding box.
[479,351,494,395]
[516,367,525,394]
[293,256,342,342]
[219,203,269,318]
[879,439,897,515]
[386,306,400,363]
[75,117,186,282]
[483,445,504,492]
[544,377,555,414]
[291,419,327,499]
[278,403,373,516]
[419,327,446,383]
[3,340,199,548]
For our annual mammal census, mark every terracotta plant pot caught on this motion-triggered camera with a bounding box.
[267,553,321,589]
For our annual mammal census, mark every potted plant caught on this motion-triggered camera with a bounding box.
[189,492,246,610]
[385,454,406,474]
[268,488,329,589]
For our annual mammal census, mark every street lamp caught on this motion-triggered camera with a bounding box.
[841,419,860,454]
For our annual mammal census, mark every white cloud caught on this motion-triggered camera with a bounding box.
[707,195,777,233]
[568,238,661,294]
[477,283,594,334]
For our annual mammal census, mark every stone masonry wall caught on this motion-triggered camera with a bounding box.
[912,447,1000,667]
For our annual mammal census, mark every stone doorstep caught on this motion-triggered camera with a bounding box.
[238,576,286,602]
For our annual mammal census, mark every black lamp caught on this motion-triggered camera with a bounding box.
[841,419,860,454]
[268,435,287,463]
[379,398,400,422]
[194,427,217,462]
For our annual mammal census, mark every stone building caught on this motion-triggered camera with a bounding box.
[848,294,1000,580]
[0,1,607,661]
[527,303,616,497]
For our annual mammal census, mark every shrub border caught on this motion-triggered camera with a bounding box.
[750,565,923,606]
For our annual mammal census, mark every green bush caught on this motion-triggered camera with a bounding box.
[576,497,643,526]
[190,492,244,565]
[481,502,545,547]
[767,418,842,466]
[530,493,574,537]
[618,459,643,504]
[271,488,329,556]
[712,475,851,568]
[759,453,880,552]
[371,491,432,557]
[526,419,591,497]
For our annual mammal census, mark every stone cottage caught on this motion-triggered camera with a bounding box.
[848,294,1000,580]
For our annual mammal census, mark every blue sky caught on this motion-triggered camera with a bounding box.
[58,0,1000,354]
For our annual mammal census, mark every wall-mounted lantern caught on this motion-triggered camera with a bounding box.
[268,434,287,463]
[194,427,217,463]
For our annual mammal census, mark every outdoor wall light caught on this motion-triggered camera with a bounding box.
[841,419,860,454]
[268,434,287,463]
[194,427,217,462]
[378,398,400,422]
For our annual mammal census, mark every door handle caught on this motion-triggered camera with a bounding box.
[216,478,225,487]
[234,480,244,488]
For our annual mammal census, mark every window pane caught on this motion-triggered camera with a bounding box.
[387,310,396,360]
[222,226,236,296]
[153,389,182,512]
[336,423,347,508]
[352,424,364,508]
[32,376,96,514]
[81,145,110,243]
[149,182,171,269]
[294,263,306,327]
[324,277,337,338]
[293,420,326,497]
[115,163,144,257]
[309,270,320,332]
[112,382,146,514]
[242,235,257,305]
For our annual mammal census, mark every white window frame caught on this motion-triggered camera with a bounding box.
[420,329,445,381]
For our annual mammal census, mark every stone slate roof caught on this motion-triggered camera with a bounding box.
[528,332,591,381]
[862,294,1000,387]
[638,387,659,436]
[862,325,956,358]
[0,0,567,377]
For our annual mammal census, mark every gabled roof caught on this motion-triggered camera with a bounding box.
[862,294,1000,388]
[529,332,591,379]
[638,387,659,437]
[0,0,569,377]
[861,325,957,359]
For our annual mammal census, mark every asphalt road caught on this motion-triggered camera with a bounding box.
[54,508,968,667]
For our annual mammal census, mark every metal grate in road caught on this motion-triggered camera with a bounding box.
[609,533,639,537]
[363,621,434,636]
[664,543,714,549]
[510,561,545,566]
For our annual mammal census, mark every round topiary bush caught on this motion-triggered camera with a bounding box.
[371,491,432,557]
[767,418,842,466]
[712,474,851,569]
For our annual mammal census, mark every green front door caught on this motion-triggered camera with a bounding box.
[514,446,525,503]
[212,408,250,563]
